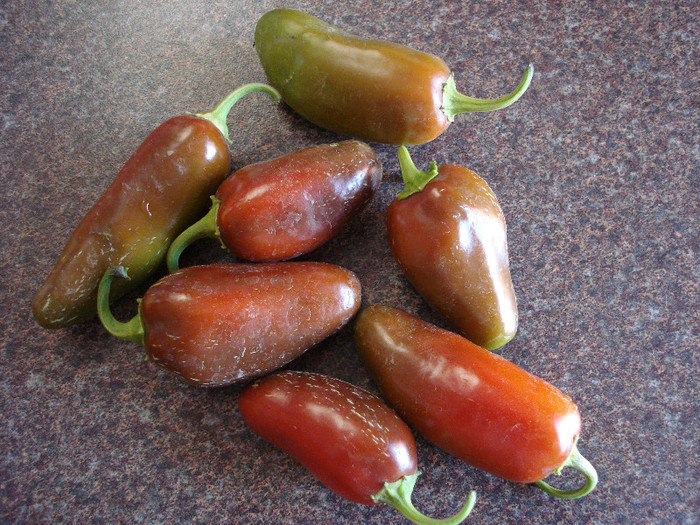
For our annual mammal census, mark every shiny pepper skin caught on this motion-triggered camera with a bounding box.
[255,9,532,145]
[239,371,417,505]
[217,140,381,261]
[32,116,230,328]
[354,305,582,484]
[387,147,518,350]
[32,84,280,329]
[238,370,477,522]
[98,263,361,386]
[166,140,381,270]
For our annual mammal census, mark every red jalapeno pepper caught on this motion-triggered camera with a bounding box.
[354,305,598,499]
[166,140,381,271]
[386,146,517,350]
[97,263,360,387]
[32,84,281,329]
[239,370,476,524]
[254,8,533,145]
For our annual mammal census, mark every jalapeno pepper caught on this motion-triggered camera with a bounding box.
[166,140,381,271]
[97,263,360,387]
[354,305,598,499]
[32,84,281,329]
[254,8,533,145]
[386,146,517,350]
[239,370,476,524]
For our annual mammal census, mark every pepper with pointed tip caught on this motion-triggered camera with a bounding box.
[166,140,381,271]
[386,146,517,350]
[254,8,533,145]
[97,263,360,387]
[32,84,281,329]
[239,370,476,524]
[354,305,598,499]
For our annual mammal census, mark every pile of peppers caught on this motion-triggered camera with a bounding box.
[33,8,598,524]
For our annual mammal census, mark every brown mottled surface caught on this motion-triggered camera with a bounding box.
[1,1,697,524]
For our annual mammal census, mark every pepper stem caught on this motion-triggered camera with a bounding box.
[167,196,223,272]
[196,83,281,142]
[396,146,439,200]
[441,64,534,122]
[97,266,145,346]
[372,471,476,524]
[533,443,598,499]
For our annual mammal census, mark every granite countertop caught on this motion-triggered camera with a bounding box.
[1,1,697,524]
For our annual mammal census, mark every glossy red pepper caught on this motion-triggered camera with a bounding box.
[239,370,476,524]
[97,263,360,387]
[386,146,517,350]
[354,305,598,499]
[32,84,280,329]
[255,8,533,145]
[166,140,381,271]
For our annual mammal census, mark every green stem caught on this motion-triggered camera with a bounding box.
[196,83,281,142]
[396,145,439,200]
[167,196,222,272]
[372,471,476,524]
[441,64,534,121]
[533,443,598,499]
[97,266,145,346]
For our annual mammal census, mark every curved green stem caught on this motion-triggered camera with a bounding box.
[196,83,281,142]
[441,64,534,121]
[372,471,476,524]
[396,145,439,200]
[533,443,598,499]
[97,266,145,346]
[167,196,222,272]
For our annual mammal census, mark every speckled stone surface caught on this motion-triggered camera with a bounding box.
[1,1,697,524]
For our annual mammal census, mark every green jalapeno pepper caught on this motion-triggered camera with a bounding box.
[255,8,532,145]
[32,84,280,329]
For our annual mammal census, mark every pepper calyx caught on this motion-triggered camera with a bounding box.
[97,266,146,347]
[533,440,598,499]
[196,83,281,143]
[441,64,534,122]
[396,145,439,200]
[372,471,476,524]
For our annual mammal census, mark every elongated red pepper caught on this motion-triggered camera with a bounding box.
[166,140,381,271]
[386,146,517,350]
[97,263,360,386]
[354,305,598,499]
[239,370,476,524]
[32,84,280,329]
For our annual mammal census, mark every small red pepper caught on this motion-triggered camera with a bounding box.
[32,84,280,329]
[386,146,518,350]
[239,370,476,524]
[354,305,598,499]
[97,263,361,387]
[166,140,381,271]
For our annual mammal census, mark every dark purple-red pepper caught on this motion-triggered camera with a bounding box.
[97,263,360,386]
[239,370,476,523]
[167,140,381,270]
